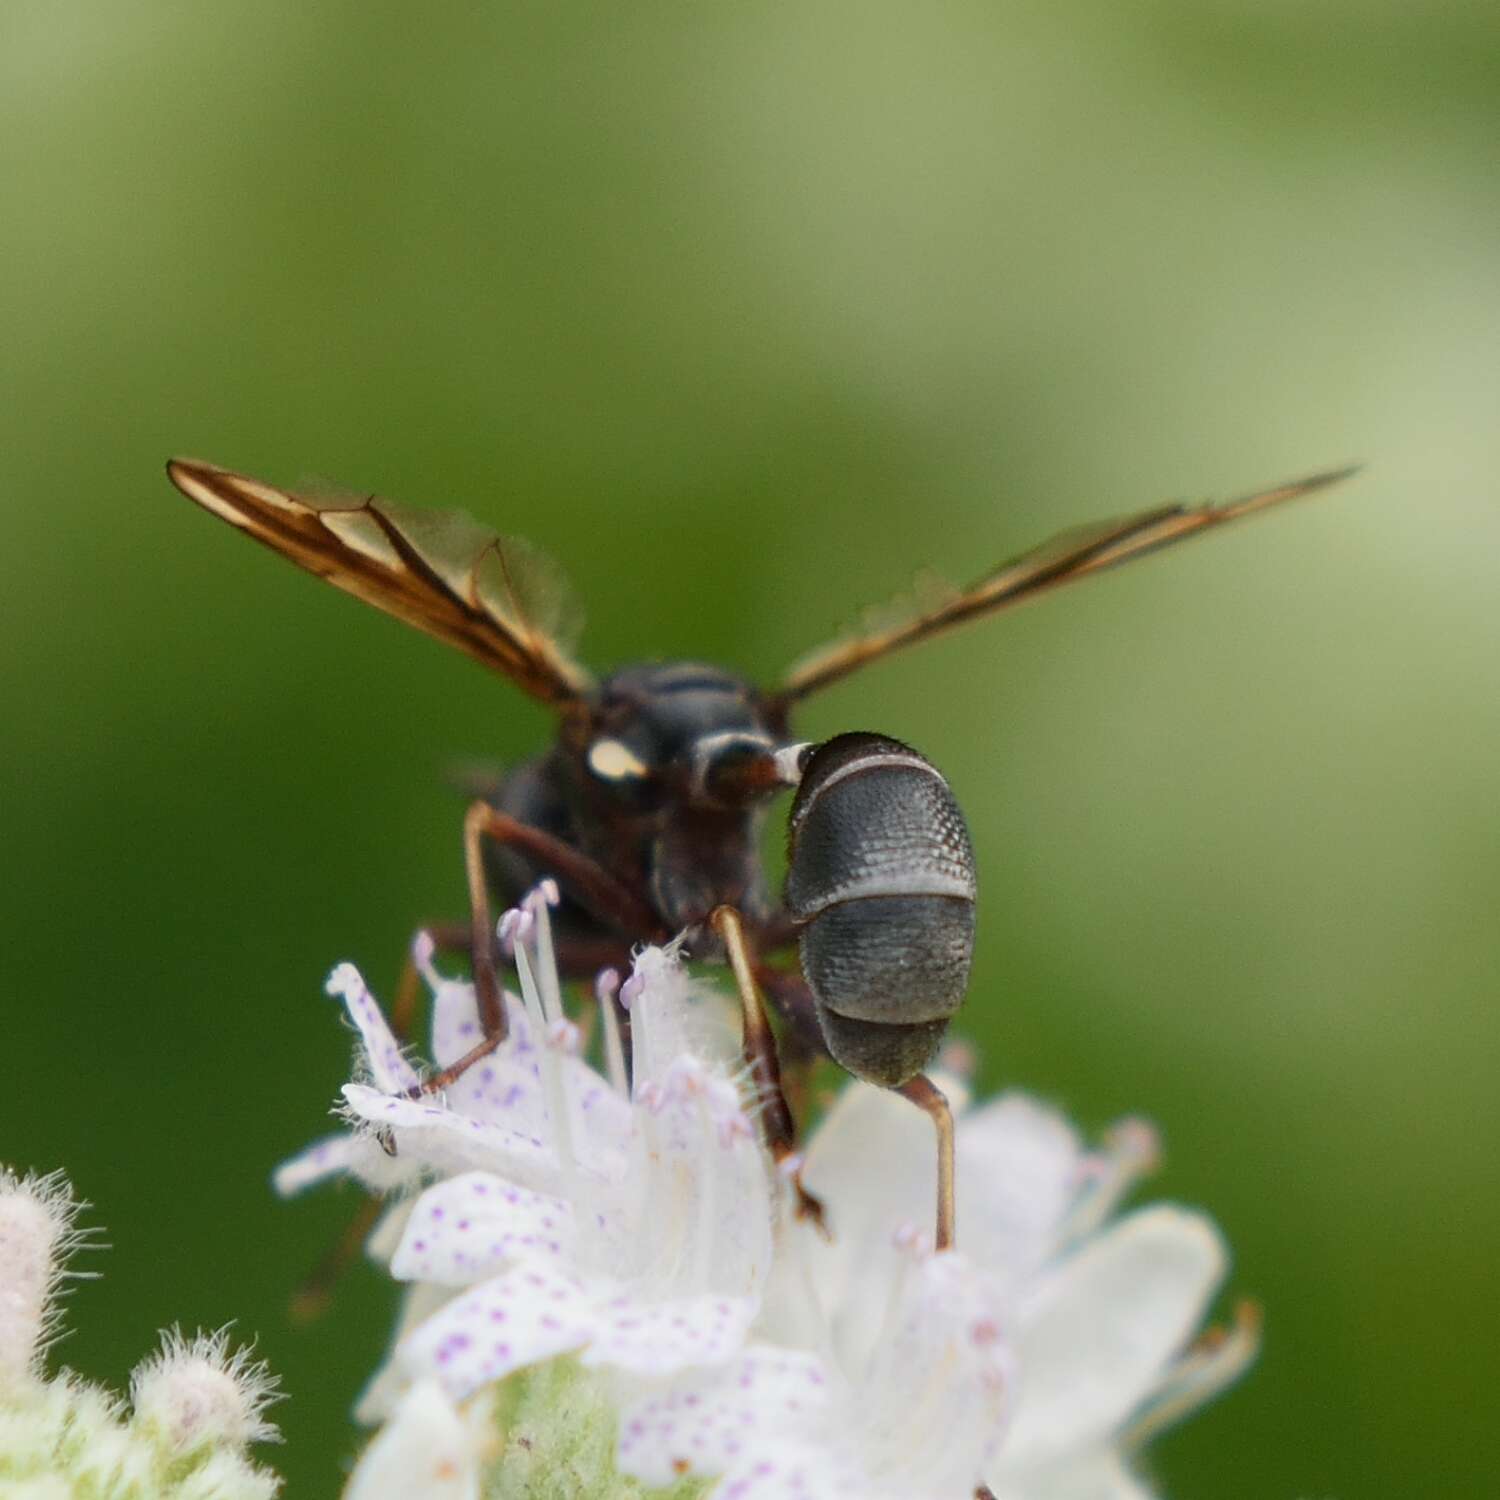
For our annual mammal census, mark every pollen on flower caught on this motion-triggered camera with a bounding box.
[130,1326,282,1455]
[0,1166,93,1391]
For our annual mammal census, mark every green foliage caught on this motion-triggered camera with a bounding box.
[483,1360,706,1500]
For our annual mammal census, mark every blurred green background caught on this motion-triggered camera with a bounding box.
[3,2,1496,1495]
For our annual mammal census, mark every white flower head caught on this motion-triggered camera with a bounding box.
[614,1081,1256,1500]
[284,897,1260,1499]
[278,886,774,1416]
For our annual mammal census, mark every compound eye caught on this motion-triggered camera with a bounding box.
[587,738,650,783]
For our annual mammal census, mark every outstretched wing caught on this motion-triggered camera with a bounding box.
[776,466,1357,706]
[167,458,594,708]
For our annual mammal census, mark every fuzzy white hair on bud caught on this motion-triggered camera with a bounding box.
[130,1327,282,1456]
[0,1167,92,1393]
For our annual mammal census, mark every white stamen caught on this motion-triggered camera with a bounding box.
[496,906,533,956]
[513,937,577,1199]
[546,1018,581,1055]
[1125,1301,1262,1446]
[411,930,441,990]
[1061,1115,1163,1247]
[529,892,565,1026]
[594,969,628,1096]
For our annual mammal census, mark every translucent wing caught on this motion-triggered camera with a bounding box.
[777,466,1357,706]
[167,458,594,707]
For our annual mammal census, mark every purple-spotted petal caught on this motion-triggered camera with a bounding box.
[429,982,527,1069]
[430,987,549,1134]
[327,963,420,1094]
[615,1347,835,1488]
[582,1292,757,1377]
[706,1443,879,1500]
[426,985,636,1165]
[273,1130,404,1197]
[398,1263,594,1401]
[391,1171,575,1285]
[341,1084,555,1187]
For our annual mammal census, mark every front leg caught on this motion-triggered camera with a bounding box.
[711,905,828,1234]
[462,801,664,1043]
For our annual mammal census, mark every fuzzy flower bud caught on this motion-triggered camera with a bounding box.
[0,1164,282,1500]
[131,1327,281,1456]
[0,1169,85,1394]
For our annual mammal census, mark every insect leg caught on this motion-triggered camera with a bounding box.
[895,1073,956,1251]
[288,1197,383,1323]
[711,905,828,1234]
[752,964,831,1136]
[754,964,830,1060]
[465,801,662,1040]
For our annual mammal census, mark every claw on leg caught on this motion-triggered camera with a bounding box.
[775,1149,830,1238]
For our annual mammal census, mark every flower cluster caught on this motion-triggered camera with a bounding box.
[0,1166,282,1500]
[280,888,1257,1499]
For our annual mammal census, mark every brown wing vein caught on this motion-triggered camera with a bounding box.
[166,458,593,708]
[778,466,1357,704]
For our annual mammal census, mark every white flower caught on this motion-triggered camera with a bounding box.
[278,888,774,1415]
[285,893,1257,1499]
[614,1078,1256,1499]
[344,1380,487,1500]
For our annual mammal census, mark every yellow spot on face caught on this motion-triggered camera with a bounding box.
[588,738,649,781]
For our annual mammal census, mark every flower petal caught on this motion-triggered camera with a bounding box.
[340,1085,556,1188]
[852,1251,1007,1497]
[391,1172,575,1285]
[582,1292,756,1377]
[988,1449,1159,1500]
[955,1094,1088,1290]
[429,982,525,1069]
[272,1130,406,1197]
[355,1281,458,1426]
[789,1082,941,1367]
[327,964,420,1094]
[615,1346,835,1488]
[344,1379,480,1500]
[706,1439,878,1500]
[999,1206,1227,1468]
[397,1263,594,1401]
[624,946,739,1088]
